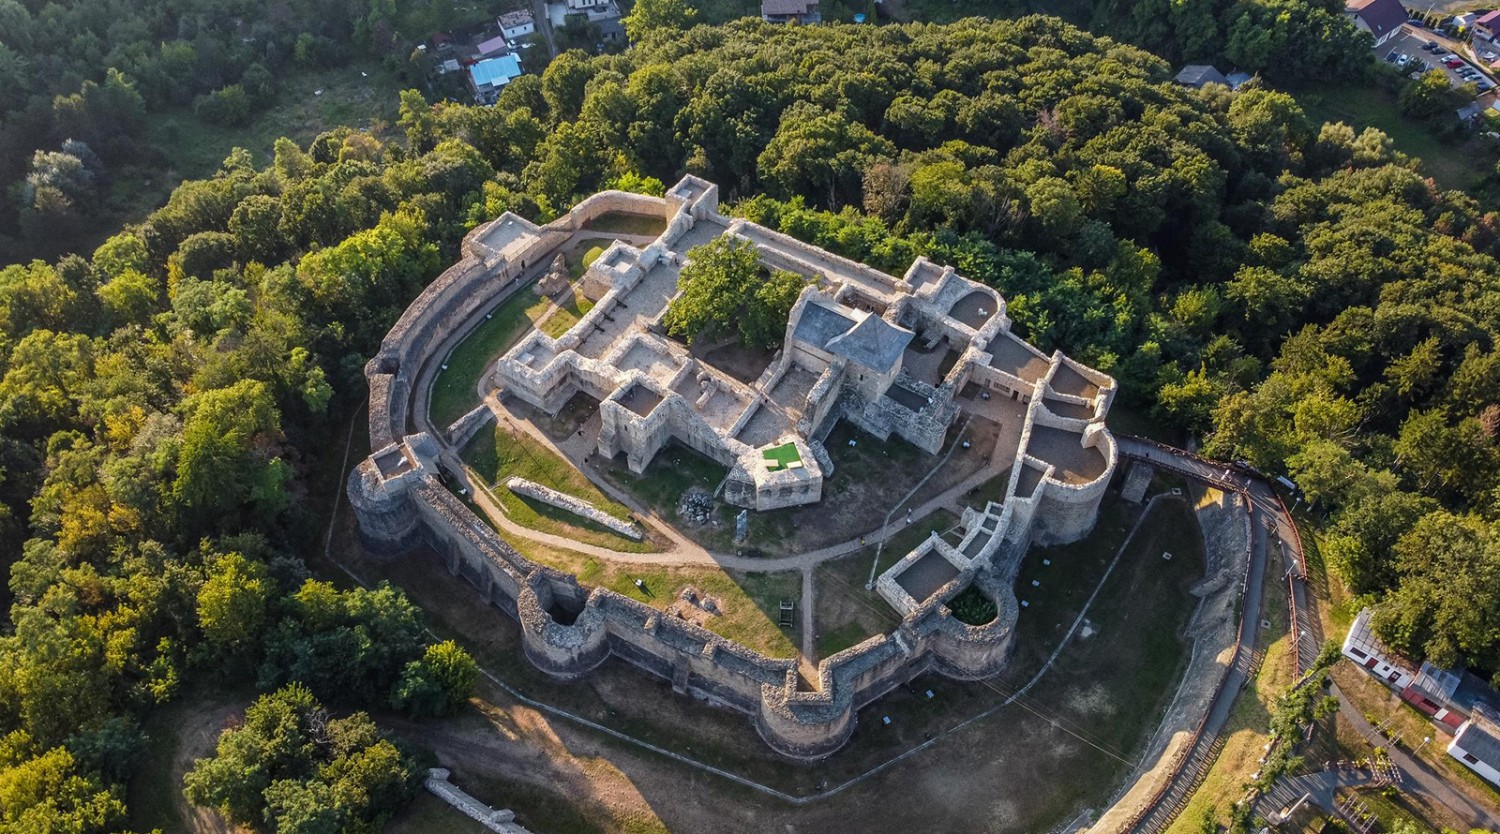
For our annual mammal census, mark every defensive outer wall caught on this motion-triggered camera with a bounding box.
[348,184,1114,759]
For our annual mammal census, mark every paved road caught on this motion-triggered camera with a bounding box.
[1121,438,1500,833]
[1334,684,1500,831]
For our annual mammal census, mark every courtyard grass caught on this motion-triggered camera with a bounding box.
[507,536,801,659]
[813,510,959,659]
[607,440,728,510]
[581,211,668,236]
[566,237,615,278]
[428,286,556,430]
[964,467,1011,511]
[462,425,655,553]
[537,291,594,339]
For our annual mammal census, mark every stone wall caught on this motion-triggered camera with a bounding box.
[350,178,1114,760]
[347,432,1017,759]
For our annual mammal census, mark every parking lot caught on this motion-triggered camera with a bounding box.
[1382,24,1496,93]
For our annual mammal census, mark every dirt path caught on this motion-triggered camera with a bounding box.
[453,399,1001,575]
[162,698,249,834]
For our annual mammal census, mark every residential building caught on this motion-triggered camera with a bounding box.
[469,54,523,103]
[1342,607,1417,690]
[1345,0,1409,46]
[499,10,536,40]
[566,0,610,10]
[1173,65,1229,89]
[1480,10,1500,41]
[761,0,820,24]
[1449,708,1500,786]
[475,34,508,57]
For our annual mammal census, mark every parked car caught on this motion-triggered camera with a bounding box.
[1425,40,1441,50]
[1386,49,1401,62]
[1446,58,1466,68]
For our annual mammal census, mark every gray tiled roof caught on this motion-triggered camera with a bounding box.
[826,311,913,373]
[1174,65,1228,88]
[792,302,855,350]
[1456,718,1500,766]
[762,0,816,14]
[792,302,913,373]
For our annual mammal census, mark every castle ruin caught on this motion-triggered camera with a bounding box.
[348,176,1119,759]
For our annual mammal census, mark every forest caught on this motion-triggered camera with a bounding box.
[3,6,1500,831]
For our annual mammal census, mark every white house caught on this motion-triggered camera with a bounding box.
[1342,607,1417,690]
[499,10,536,41]
[1449,709,1500,786]
[1345,0,1409,47]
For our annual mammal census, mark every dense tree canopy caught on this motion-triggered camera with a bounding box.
[182,684,421,832]
[1,11,1500,831]
[663,235,809,349]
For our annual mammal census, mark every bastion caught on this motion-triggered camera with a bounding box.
[348,176,1119,759]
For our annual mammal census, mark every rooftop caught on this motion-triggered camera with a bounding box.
[762,0,818,14]
[1028,425,1107,485]
[1174,64,1228,88]
[470,54,523,89]
[894,548,960,604]
[1455,713,1500,765]
[987,332,1050,382]
[1346,0,1408,38]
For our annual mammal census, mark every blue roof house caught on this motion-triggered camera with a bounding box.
[469,54,523,103]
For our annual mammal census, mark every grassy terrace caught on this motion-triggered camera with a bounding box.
[486,531,799,659]
[813,510,960,659]
[462,425,655,553]
[428,283,571,430]
[580,211,668,236]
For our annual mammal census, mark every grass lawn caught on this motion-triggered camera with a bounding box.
[813,510,959,659]
[566,237,615,278]
[11,57,406,265]
[965,468,1011,511]
[126,687,256,834]
[762,441,802,470]
[580,211,668,236]
[386,793,491,834]
[428,284,556,430]
[538,291,594,338]
[508,536,801,659]
[1295,81,1494,191]
[462,425,654,552]
[142,57,404,184]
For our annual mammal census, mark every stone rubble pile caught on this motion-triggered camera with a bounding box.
[677,487,716,525]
